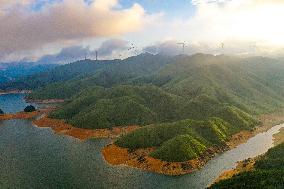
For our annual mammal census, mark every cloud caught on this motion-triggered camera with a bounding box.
[37,39,129,64]
[97,39,129,56]
[142,39,273,57]
[143,40,214,56]
[0,0,146,59]
[0,0,34,8]
[143,41,181,55]
[38,46,93,64]
[191,0,232,5]
[166,0,284,56]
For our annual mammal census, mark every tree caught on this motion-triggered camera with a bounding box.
[0,109,4,115]
[24,105,36,112]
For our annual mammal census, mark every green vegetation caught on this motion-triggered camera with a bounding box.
[0,63,56,84]
[4,53,171,97]
[116,116,256,162]
[210,143,284,188]
[0,109,4,114]
[24,105,36,112]
[5,53,284,162]
[49,85,184,128]
[151,135,207,162]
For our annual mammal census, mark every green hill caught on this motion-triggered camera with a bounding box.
[6,53,172,98]
[8,53,284,162]
[116,115,257,162]
[49,85,185,128]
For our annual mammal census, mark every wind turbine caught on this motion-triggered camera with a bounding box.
[250,42,258,55]
[95,51,98,61]
[177,42,186,53]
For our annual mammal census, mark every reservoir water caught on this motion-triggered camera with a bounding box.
[0,94,283,189]
[0,93,36,113]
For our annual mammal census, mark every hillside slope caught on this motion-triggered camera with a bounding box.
[0,62,57,84]
[210,143,284,188]
[3,53,172,96]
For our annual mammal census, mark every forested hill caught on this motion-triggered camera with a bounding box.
[26,53,284,114]
[5,53,284,162]
[0,53,172,91]
[0,62,57,84]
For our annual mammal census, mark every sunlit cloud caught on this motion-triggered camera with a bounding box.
[2,0,284,62]
[177,0,284,55]
[0,0,148,61]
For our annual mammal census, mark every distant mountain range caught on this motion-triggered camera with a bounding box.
[0,62,58,84]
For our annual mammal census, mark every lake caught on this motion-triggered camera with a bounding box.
[0,93,37,113]
[0,93,282,189]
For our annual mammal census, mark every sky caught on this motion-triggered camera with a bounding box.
[1,0,284,63]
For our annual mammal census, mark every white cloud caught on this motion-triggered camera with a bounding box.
[191,0,232,5]
[175,0,284,55]
[0,0,147,61]
[0,0,34,7]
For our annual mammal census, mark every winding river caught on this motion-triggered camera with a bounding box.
[0,94,283,189]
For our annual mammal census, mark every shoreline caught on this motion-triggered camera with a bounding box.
[273,127,284,146]
[102,144,227,176]
[0,108,139,140]
[102,109,284,176]
[33,116,140,140]
[0,90,31,95]
[0,110,43,120]
[3,106,284,176]
[26,99,65,104]
[211,158,256,186]
[209,110,284,185]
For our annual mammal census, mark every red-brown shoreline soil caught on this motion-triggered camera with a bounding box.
[0,111,41,120]
[33,116,140,140]
[102,109,284,176]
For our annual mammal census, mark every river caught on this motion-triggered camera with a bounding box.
[0,93,282,189]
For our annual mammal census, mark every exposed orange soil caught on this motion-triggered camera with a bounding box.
[0,106,139,140]
[227,110,284,148]
[33,117,140,140]
[211,110,284,185]
[102,144,202,175]
[273,127,284,145]
[212,158,255,185]
[0,111,40,120]
[26,99,65,104]
[102,144,226,175]
[0,107,56,120]
[103,109,284,176]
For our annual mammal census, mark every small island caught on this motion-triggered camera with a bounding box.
[24,105,36,112]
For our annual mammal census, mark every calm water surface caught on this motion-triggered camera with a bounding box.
[0,94,283,189]
[0,93,36,113]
